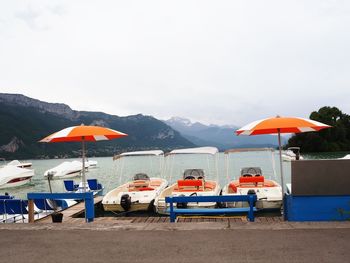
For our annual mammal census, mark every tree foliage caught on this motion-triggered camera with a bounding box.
[287,106,350,152]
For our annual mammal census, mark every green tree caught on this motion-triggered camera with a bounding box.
[287,106,350,152]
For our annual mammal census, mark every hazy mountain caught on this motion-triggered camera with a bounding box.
[165,117,284,150]
[0,94,195,159]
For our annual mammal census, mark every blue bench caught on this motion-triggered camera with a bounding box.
[165,195,257,222]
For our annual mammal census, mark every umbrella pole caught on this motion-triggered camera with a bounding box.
[82,138,86,193]
[277,129,285,196]
[82,138,88,222]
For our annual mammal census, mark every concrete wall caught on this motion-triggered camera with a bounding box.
[291,159,350,196]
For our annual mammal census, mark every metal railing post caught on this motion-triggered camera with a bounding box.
[84,192,94,222]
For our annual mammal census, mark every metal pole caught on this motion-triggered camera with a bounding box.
[82,138,86,193]
[277,129,285,196]
[47,172,57,211]
[82,137,88,222]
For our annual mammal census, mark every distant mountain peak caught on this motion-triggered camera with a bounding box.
[165,116,279,150]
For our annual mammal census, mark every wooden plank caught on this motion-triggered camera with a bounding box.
[28,200,34,223]
[35,196,103,224]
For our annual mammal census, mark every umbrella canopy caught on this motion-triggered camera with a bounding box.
[236,116,331,194]
[40,125,128,209]
[236,116,331,135]
[40,125,127,142]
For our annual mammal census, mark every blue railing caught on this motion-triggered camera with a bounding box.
[165,195,257,223]
[27,192,94,223]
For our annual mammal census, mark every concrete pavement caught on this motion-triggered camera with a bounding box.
[1,221,350,262]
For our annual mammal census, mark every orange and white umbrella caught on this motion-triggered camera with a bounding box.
[40,125,127,143]
[236,116,331,136]
[40,125,128,196]
[236,116,331,194]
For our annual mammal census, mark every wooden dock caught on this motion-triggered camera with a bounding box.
[35,196,282,224]
[36,196,103,223]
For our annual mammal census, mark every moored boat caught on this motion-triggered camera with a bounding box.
[102,150,168,212]
[222,148,283,210]
[282,147,303,162]
[44,161,82,179]
[86,159,98,168]
[154,147,221,214]
[0,165,34,189]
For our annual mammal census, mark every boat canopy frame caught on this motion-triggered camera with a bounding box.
[112,150,165,186]
[163,147,219,183]
[224,148,277,182]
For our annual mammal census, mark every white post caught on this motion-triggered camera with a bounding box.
[277,129,285,195]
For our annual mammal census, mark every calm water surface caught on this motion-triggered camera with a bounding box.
[3,151,349,199]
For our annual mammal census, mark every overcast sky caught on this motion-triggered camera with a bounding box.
[1,0,350,126]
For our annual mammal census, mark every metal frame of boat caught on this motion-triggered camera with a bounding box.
[102,150,168,212]
[155,147,221,214]
[222,148,283,210]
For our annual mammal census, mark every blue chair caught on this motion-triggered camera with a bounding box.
[54,199,69,210]
[64,180,79,192]
[0,195,14,199]
[5,199,28,223]
[34,199,54,211]
[87,179,102,191]
[0,200,6,222]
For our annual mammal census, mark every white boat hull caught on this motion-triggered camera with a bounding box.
[44,161,83,179]
[0,177,32,189]
[102,178,168,212]
[222,182,282,210]
[0,166,34,189]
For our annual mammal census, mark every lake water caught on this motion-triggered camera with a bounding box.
[2,151,349,199]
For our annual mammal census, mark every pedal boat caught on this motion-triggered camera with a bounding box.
[155,147,221,214]
[102,173,168,212]
[102,150,168,212]
[155,169,221,214]
[222,167,282,210]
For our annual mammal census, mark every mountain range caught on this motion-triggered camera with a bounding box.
[0,93,194,159]
[0,93,283,159]
[164,117,284,150]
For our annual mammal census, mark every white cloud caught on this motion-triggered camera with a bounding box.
[1,0,350,126]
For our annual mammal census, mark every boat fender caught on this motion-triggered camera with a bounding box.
[120,194,132,211]
[176,194,188,209]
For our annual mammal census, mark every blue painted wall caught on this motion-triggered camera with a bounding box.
[285,195,350,221]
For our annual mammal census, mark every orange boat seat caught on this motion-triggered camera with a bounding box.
[177,179,203,187]
[239,176,265,184]
[177,179,204,191]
